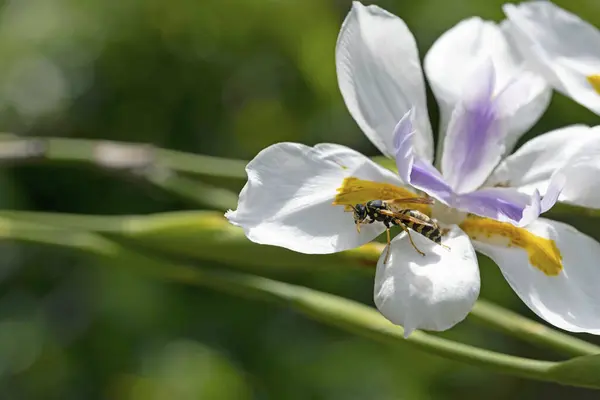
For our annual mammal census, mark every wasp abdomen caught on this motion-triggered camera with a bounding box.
[397,209,442,244]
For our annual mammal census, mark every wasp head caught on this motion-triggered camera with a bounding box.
[352,203,368,224]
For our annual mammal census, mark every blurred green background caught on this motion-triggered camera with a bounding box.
[1,0,600,398]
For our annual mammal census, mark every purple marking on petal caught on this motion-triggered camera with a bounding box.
[455,177,564,226]
[456,187,531,224]
[410,159,454,204]
[392,100,561,226]
[393,109,455,204]
[441,60,507,194]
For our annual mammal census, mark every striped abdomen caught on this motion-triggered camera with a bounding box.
[395,209,442,244]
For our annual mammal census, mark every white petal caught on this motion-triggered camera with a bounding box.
[374,225,480,337]
[226,142,404,254]
[486,124,600,206]
[336,2,433,161]
[472,218,600,334]
[503,2,600,115]
[493,65,551,153]
[425,17,550,156]
[554,151,600,209]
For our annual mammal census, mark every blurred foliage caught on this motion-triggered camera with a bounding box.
[0,0,599,398]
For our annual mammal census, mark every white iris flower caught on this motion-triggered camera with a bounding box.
[226,2,600,337]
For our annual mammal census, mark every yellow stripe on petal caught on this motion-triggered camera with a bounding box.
[460,217,563,276]
[587,74,600,95]
[332,177,431,214]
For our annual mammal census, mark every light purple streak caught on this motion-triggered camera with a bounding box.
[392,108,562,226]
[456,187,533,224]
[393,110,454,204]
[441,60,506,194]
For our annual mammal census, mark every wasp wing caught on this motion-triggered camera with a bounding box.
[385,197,434,205]
[386,197,434,215]
[378,209,437,228]
[393,213,437,228]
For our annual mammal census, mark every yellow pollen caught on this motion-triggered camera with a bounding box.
[460,217,563,276]
[332,177,431,215]
[587,74,600,95]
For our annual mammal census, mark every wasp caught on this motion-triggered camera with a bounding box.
[349,198,446,264]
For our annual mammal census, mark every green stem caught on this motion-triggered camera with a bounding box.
[545,201,600,218]
[144,171,239,210]
[470,300,600,357]
[0,210,128,232]
[0,210,384,272]
[5,135,600,217]
[0,218,120,257]
[0,217,562,385]
[4,217,600,387]
[163,265,557,383]
[0,135,247,181]
[0,135,244,210]
[1,209,598,358]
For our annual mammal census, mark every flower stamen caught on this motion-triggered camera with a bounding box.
[333,177,432,214]
[460,217,563,276]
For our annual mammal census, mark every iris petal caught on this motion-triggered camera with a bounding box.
[454,169,564,227]
[336,1,434,160]
[226,142,405,254]
[472,217,600,334]
[424,17,550,157]
[441,60,507,194]
[455,187,531,224]
[393,110,454,205]
[374,225,480,337]
[503,1,600,116]
[392,111,562,226]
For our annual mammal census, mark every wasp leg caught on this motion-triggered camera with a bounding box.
[435,228,451,251]
[396,222,425,257]
[383,228,392,264]
[439,243,451,251]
